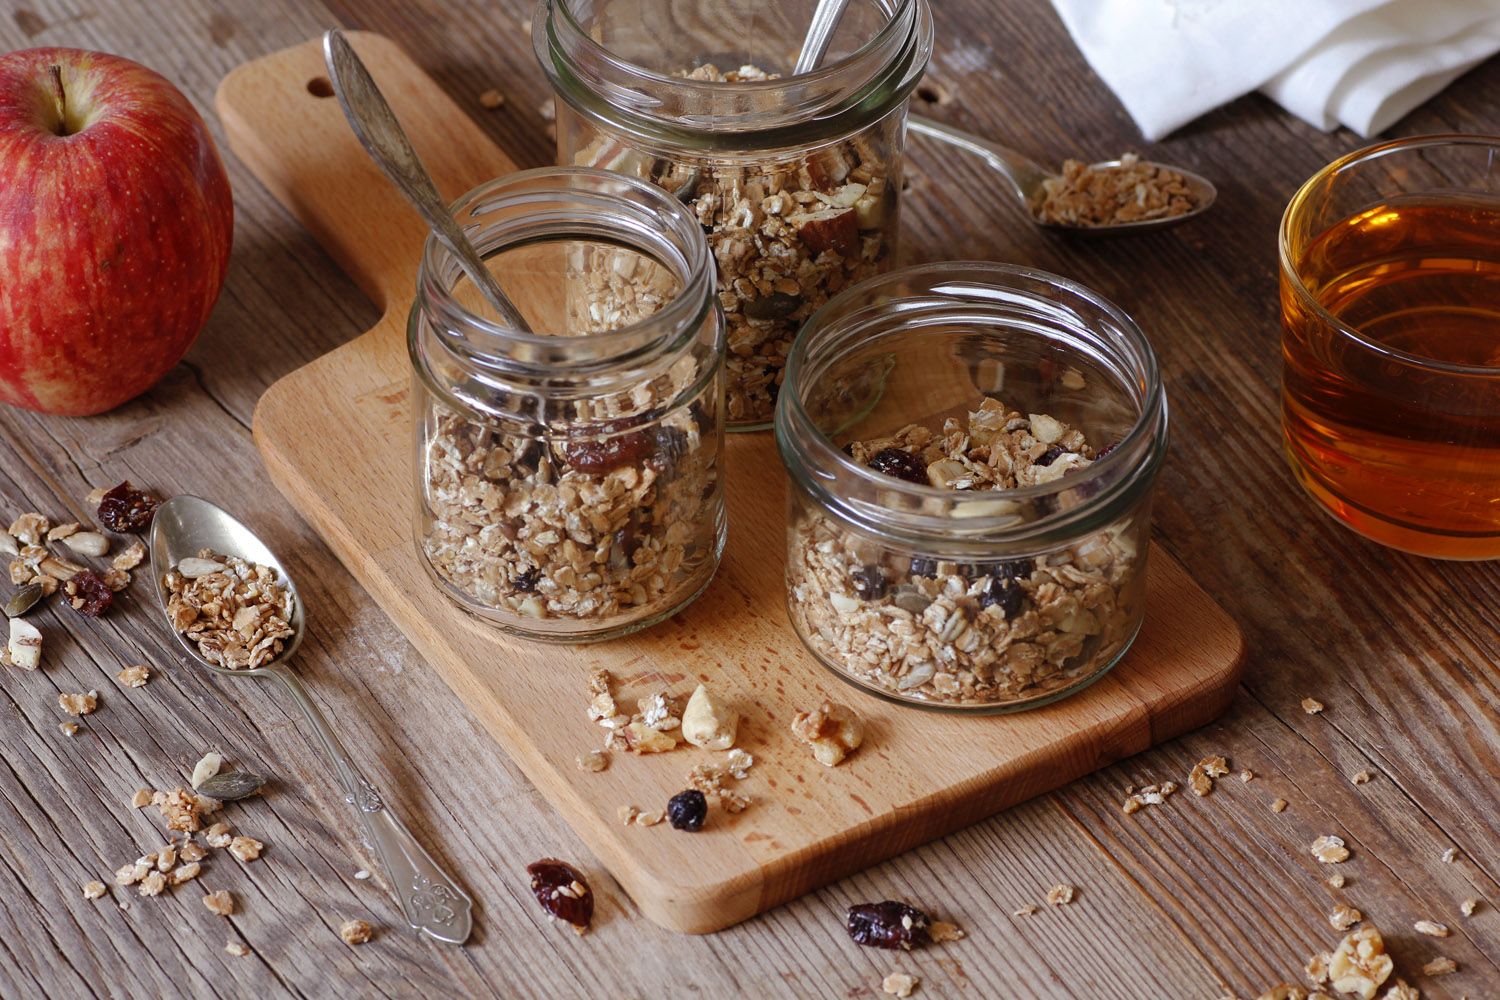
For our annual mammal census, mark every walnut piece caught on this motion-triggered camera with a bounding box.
[116,665,150,688]
[1328,926,1393,1000]
[791,699,864,767]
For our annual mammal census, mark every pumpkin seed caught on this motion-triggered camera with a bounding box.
[177,557,226,578]
[4,582,44,618]
[194,770,266,802]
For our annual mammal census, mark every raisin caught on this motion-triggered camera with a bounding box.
[850,565,887,601]
[846,901,932,950]
[908,557,937,579]
[958,558,1034,582]
[645,426,689,476]
[666,789,707,831]
[1034,446,1067,467]
[525,858,593,930]
[512,567,541,593]
[1096,441,1118,459]
[96,481,161,533]
[978,576,1024,618]
[561,430,653,475]
[867,448,928,485]
[65,570,114,618]
[764,371,780,406]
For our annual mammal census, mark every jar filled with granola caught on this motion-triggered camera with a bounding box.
[775,263,1168,711]
[533,0,933,429]
[410,168,726,642]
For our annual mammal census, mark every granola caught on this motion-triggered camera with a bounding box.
[1034,153,1198,228]
[203,890,235,916]
[791,699,864,767]
[572,62,897,425]
[787,399,1142,706]
[339,919,373,945]
[163,552,294,669]
[1328,926,1393,999]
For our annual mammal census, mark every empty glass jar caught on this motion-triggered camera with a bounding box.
[534,0,933,429]
[776,263,1168,711]
[410,168,726,642]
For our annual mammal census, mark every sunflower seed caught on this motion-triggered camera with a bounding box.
[4,582,44,618]
[62,531,110,557]
[177,557,227,578]
[194,770,266,801]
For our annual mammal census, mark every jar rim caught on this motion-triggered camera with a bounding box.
[1278,132,1500,378]
[776,261,1167,544]
[533,0,933,148]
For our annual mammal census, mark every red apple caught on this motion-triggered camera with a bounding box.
[0,48,233,416]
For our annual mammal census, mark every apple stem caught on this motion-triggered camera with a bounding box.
[49,64,67,135]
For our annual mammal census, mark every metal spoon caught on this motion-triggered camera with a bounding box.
[322,29,532,331]
[791,1,1215,233]
[148,495,473,945]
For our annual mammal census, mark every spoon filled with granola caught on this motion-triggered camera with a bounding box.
[149,495,473,945]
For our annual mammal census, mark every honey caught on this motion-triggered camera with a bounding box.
[1281,198,1500,559]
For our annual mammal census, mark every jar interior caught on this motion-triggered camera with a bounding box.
[559,0,899,75]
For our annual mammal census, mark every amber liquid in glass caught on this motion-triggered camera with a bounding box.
[1282,198,1500,558]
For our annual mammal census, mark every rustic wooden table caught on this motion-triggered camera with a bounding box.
[2,1,1496,997]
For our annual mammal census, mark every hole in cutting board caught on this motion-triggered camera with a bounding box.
[306,76,335,98]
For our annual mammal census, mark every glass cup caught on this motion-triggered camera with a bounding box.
[1279,134,1500,560]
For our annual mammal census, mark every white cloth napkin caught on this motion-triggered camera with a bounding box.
[1047,0,1500,140]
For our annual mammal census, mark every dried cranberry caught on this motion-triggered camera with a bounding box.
[66,570,114,618]
[666,789,707,831]
[525,858,593,930]
[561,430,653,475]
[867,448,928,485]
[96,481,161,533]
[1096,441,1118,459]
[978,576,1024,618]
[850,565,887,601]
[846,901,932,950]
[512,567,541,592]
[1034,446,1067,467]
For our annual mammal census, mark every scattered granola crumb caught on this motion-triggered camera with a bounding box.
[1122,782,1177,814]
[59,721,78,736]
[116,664,150,688]
[1460,897,1479,916]
[929,920,965,942]
[339,918,373,946]
[1413,920,1448,937]
[137,871,166,897]
[81,881,106,900]
[1440,847,1459,864]
[686,763,751,813]
[1327,873,1346,889]
[1306,950,1330,984]
[1301,697,1325,715]
[58,691,97,716]
[790,699,864,767]
[203,890,235,916]
[617,804,640,826]
[636,809,665,827]
[224,940,249,957]
[478,88,505,109]
[130,788,153,808]
[158,787,219,833]
[180,841,206,863]
[1383,980,1418,1000]
[203,821,232,848]
[112,540,146,571]
[1330,903,1363,931]
[724,747,753,780]
[354,869,370,881]
[620,721,677,754]
[1329,925,1392,999]
[1012,904,1037,916]
[170,862,201,885]
[1351,771,1372,785]
[1271,798,1289,813]
[1045,884,1075,906]
[576,750,609,772]
[1311,835,1350,863]
[156,845,177,871]
[1421,956,1456,977]
[228,836,263,863]
[1239,769,1254,783]
[882,972,919,998]
[1189,754,1229,796]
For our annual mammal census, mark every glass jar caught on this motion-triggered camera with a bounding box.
[410,168,726,642]
[775,263,1168,712]
[533,0,933,430]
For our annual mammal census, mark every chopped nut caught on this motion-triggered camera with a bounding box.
[791,699,864,767]
[576,750,609,772]
[1239,770,1254,783]
[681,683,737,750]
[81,880,107,900]
[58,691,98,716]
[203,890,235,916]
[1330,903,1363,931]
[190,751,223,789]
[339,918,373,945]
[1460,897,1479,916]
[1188,755,1227,796]
[1306,951,1331,985]
[620,721,677,753]
[7,617,42,670]
[616,804,639,826]
[1327,873,1346,889]
[46,522,81,542]
[224,941,249,957]
[1311,835,1350,863]
[882,972,918,998]
[1413,920,1448,937]
[130,788,153,808]
[101,568,129,592]
[1328,926,1393,1000]
[478,88,505,109]
[112,540,146,571]
[8,513,48,547]
[1421,956,1456,977]
[116,664,150,688]
[1045,884,1074,906]
[929,920,965,942]
[1271,797,1289,813]
[1302,697,1325,715]
[228,836,263,863]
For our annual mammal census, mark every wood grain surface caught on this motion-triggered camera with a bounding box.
[0,0,1496,996]
[217,31,1243,936]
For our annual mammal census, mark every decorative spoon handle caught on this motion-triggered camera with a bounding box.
[268,665,473,944]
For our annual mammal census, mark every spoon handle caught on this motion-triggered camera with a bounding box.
[268,666,473,945]
[907,114,1050,208]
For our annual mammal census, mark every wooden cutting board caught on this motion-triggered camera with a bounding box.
[216,33,1245,935]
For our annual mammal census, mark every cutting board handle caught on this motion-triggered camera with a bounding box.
[216,32,521,317]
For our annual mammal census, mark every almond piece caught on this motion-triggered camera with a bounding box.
[793,207,858,256]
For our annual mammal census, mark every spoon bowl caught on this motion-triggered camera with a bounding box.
[1032,157,1218,237]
